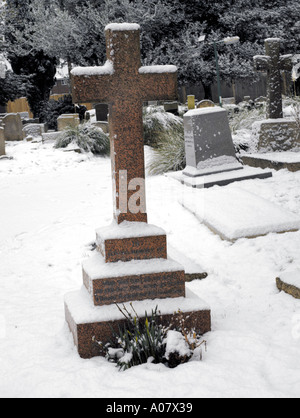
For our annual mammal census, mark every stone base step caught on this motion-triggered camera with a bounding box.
[82,253,185,306]
[65,286,211,359]
[167,166,272,189]
[96,222,167,263]
[241,153,300,172]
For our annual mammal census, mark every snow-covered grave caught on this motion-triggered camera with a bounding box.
[179,186,300,241]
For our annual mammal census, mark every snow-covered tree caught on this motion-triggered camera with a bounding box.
[4,0,57,117]
[3,0,300,107]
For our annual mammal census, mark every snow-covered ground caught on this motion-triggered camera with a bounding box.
[0,140,300,398]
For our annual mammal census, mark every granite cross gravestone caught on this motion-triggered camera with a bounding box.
[241,38,299,167]
[65,23,211,359]
[254,38,293,119]
[22,123,43,139]
[71,23,178,224]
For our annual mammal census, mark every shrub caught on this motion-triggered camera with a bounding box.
[39,94,86,130]
[54,122,110,155]
[143,106,184,148]
[147,122,186,175]
[228,104,266,134]
[94,303,206,371]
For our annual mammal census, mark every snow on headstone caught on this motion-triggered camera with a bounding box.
[183,107,243,178]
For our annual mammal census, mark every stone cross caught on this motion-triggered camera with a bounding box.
[71,23,178,224]
[254,38,292,119]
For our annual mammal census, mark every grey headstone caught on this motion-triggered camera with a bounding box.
[0,127,5,156]
[183,107,243,177]
[94,104,109,122]
[18,112,30,120]
[91,121,109,133]
[164,101,179,115]
[22,118,40,125]
[57,114,80,131]
[22,123,43,139]
[3,113,23,141]
[42,131,63,143]
[222,97,236,105]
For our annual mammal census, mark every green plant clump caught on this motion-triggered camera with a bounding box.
[147,123,186,175]
[143,106,184,148]
[94,303,206,371]
[54,123,110,155]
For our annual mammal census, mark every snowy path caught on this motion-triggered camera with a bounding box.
[0,141,299,398]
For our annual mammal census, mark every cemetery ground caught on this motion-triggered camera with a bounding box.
[0,129,300,398]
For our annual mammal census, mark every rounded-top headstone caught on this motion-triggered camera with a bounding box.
[3,113,23,141]
[197,100,215,109]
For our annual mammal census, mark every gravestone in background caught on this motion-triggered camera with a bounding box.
[222,97,236,105]
[3,113,23,141]
[164,101,179,115]
[0,127,5,156]
[57,114,80,131]
[241,38,300,170]
[94,103,109,121]
[187,95,195,110]
[197,100,215,109]
[22,118,40,126]
[22,123,43,139]
[252,38,298,152]
[183,107,244,178]
[18,112,30,120]
[172,106,273,188]
[254,38,292,119]
[65,22,211,359]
